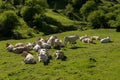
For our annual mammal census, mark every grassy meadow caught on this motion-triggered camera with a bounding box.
[0,29,120,80]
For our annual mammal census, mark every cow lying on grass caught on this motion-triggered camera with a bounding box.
[6,43,14,52]
[22,51,36,64]
[100,36,110,43]
[53,50,67,61]
[82,38,93,43]
[91,36,100,40]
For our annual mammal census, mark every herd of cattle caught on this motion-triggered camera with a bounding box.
[6,35,111,65]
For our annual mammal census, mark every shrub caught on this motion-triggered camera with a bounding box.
[107,20,120,28]
[115,14,120,32]
[72,0,87,10]
[20,5,44,26]
[33,14,61,35]
[105,12,116,20]
[0,2,15,11]
[80,1,97,21]
[87,10,108,29]
[26,0,48,8]
[13,18,36,39]
[0,10,19,37]
[116,26,120,32]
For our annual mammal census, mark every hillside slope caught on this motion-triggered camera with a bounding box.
[0,29,120,80]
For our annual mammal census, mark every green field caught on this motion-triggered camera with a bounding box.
[0,29,120,80]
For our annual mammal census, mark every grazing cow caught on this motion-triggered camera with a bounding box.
[22,51,36,64]
[38,49,49,63]
[64,35,79,46]
[53,50,64,60]
[100,36,110,43]
[6,43,14,52]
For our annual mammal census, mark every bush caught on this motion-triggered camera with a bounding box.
[87,10,108,29]
[115,14,120,32]
[20,5,44,26]
[26,0,48,8]
[41,23,59,35]
[13,18,36,39]
[0,2,15,11]
[0,10,19,37]
[116,26,120,32]
[80,1,97,21]
[33,14,62,34]
[105,12,116,20]
[107,20,120,28]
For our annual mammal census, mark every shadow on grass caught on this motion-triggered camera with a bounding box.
[61,56,67,61]
[69,46,87,49]
[43,55,52,65]
[101,41,114,44]
[109,41,114,43]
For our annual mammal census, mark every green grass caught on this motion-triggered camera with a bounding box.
[0,29,120,80]
[45,9,80,26]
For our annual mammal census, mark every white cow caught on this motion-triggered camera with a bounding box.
[12,46,29,53]
[22,51,36,64]
[38,49,49,63]
[80,35,88,41]
[53,50,64,59]
[26,42,33,51]
[47,35,57,47]
[82,38,93,43]
[54,39,63,47]
[100,36,110,43]
[91,36,100,40]
[64,35,79,46]
[33,44,41,52]
[6,43,14,52]
[15,43,24,47]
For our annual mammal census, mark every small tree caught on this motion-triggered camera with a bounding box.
[0,10,19,37]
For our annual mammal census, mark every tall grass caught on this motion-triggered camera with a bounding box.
[0,29,120,80]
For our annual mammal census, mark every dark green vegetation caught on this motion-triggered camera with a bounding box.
[0,0,120,39]
[0,29,120,80]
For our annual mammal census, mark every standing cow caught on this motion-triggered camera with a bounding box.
[64,35,79,46]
